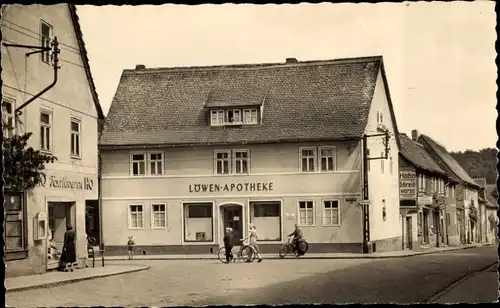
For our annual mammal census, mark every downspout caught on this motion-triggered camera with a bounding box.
[14,37,61,115]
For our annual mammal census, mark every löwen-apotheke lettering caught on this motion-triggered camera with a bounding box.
[189,182,274,193]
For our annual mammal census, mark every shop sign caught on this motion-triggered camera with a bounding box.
[285,212,296,220]
[400,171,417,200]
[188,182,274,193]
[418,195,433,205]
[41,175,94,191]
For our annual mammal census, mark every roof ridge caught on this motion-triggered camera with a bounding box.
[122,55,383,74]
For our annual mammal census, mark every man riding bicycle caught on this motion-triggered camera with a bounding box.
[288,224,303,255]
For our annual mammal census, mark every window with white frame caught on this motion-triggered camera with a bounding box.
[300,148,316,172]
[40,21,52,64]
[128,205,144,228]
[2,99,15,138]
[183,202,213,242]
[233,150,249,174]
[151,203,167,228]
[250,201,281,241]
[451,185,455,198]
[70,118,81,157]
[418,174,425,191]
[319,147,335,171]
[131,153,146,176]
[40,110,52,152]
[226,109,242,124]
[298,201,314,225]
[323,200,340,225]
[215,150,230,174]
[243,109,258,124]
[390,156,393,174]
[381,152,385,173]
[149,152,163,176]
[4,193,27,254]
[377,111,384,124]
[210,110,225,126]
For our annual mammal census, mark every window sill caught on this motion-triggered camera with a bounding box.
[40,149,53,155]
[322,224,341,227]
[297,224,316,227]
[127,227,145,230]
[151,226,168,230]
[71,155,82,160]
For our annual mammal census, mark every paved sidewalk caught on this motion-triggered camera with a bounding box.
[104,243,491,261]
[6,264,150,293]
[432,263,499,303]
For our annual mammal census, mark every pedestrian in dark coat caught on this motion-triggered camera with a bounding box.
[61,224,77,272]
[223,227,234,263]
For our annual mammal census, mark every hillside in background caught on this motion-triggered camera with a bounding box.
[450,148,498,184]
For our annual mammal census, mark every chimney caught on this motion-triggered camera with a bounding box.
[411,129,419,141]
[285,58,298,64]
[135,64,146,70]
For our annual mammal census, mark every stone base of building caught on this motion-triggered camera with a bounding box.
[447,235,461,246]
[104,242,366,256]
[371,237,402,253]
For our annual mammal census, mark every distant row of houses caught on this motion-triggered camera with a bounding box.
[2,4,497,277]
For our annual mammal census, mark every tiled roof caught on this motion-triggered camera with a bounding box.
[418,134,479,187]
[100,56,386,147]
[205,87,266,108]
[485,184,498,209]
[399,134,446,175]
[68,4,104,120]
[472,178,487,188]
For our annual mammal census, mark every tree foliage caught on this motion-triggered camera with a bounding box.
[3,132,57,192]
[450,148,498,184]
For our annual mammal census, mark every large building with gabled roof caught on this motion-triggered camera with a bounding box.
[416,132,481,245]
[2,4,104,276]
[99,56,403,254]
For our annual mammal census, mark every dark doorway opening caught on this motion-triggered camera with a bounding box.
[406,216,413,249]
[85,200,100,246]
[222,205,243,244]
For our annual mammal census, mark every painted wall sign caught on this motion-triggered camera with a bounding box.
[418,195,433,205]
[188,182,274,193]
[346,197,357,203]
[400,171,417,200]
[285,212,296,220]
[41,176,94,191]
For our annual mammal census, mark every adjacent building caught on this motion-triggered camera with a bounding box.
[484,184,499,244]
[398,133,456,250]
[2,4,104,276]
[99,56,402,254]
[473,179,498,244]
[417,133,480,245]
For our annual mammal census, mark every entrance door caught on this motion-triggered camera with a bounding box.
[423,210,429,244]
[223,206,243,243]
[47,202,74,270]
[406,216,413,249]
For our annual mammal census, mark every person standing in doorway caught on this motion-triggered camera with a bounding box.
[223,227,234,263]
[246,224,263,263]
[127,236,135,260]
[61,225,76,272]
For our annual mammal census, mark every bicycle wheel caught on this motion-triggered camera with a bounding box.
[217,247,229,263]
[279,243,288,258]
[240,245,256,263]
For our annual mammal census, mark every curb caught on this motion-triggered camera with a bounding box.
[103,244,490,261]
[7,266,151,293]
[426,261,498,303]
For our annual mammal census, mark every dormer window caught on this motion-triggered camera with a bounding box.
[210,108,259,126]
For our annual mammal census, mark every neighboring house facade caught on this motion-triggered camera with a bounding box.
[2,4,104,276]
[99,56,402,255]
[479,182,498,244]
[398,133,455,250]
[417,133,480,245]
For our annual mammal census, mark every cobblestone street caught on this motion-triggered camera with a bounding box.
[6,258,373,307]
[6,246,497,307]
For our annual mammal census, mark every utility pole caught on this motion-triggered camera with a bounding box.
[3,37,61,115]
[361,129,392,253]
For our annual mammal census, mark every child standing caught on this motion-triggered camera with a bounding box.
[127,236,135,260]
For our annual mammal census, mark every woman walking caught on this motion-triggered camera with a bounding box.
[246,224,263,263]
[61,224,77,272]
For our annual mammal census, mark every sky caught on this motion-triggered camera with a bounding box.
[76,2,497,152]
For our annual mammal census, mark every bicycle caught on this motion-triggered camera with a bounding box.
[279,237,309,258]
[218,239,256,263]
[87,236,96,247]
